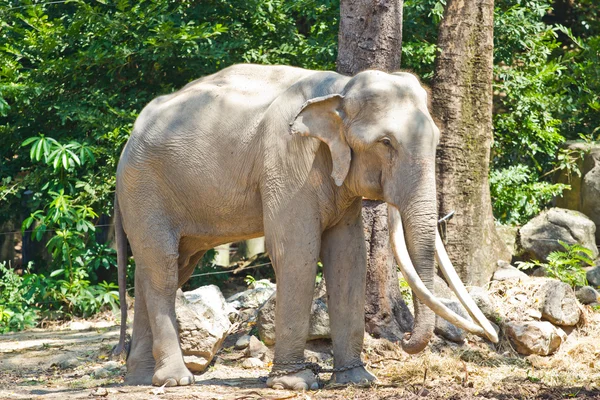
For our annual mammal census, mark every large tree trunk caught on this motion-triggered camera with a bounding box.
[337,0,412,340]
[432,0,510,286]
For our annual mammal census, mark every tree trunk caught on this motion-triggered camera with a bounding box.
[337,0,413,339]
[432,0,510,286]
[337,0,403,76]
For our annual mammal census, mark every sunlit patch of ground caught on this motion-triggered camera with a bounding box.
[0,308,599,399]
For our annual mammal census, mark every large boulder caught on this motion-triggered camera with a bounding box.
[257,280,330,345]
[555,141,600,243]
[505,321,567,356]
[519,208,598,262]
[538,280,581,326]
[176,286,233,372]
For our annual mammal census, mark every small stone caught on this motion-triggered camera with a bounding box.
[92,367,110,379]
[242,357,264,369]
[90,387,109,397]
[493,263,529,281]
[531,266,547,277]
[525,309,542,320]
[235,334,251,350]
[103,361,120,371]
[245,335,268,359]
[575,286,599,305]
[467,286,499,321]
[53,354,80,370]
[183,355,210,371]
[587,266,600,288]
[505,321,565,355]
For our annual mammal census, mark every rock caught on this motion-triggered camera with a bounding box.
[555,141,600,243]
[182,355,210,371]
[227,282,276,309]
[434,298,470,343]
[103,361,121,371]
[258,280,330,345]
[92,367,110,379]
[52,354,81,370]
[245,335,268,359]
[235,334,251,350]
[176,286,232,373]
[492,261,529,281]
[538,280,581,326]
[519,208,598,262]
[505,321,566,355]
[587,266,600,287]
[467,286,498,321]
[496,225,519,257]
[242,357,264,369]
[434,275,454,299]
[531,266,548,277]
[575,286,599,305]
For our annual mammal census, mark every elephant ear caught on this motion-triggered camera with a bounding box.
[289,94,351,187]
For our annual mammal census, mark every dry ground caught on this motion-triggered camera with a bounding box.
[1,308,599,400]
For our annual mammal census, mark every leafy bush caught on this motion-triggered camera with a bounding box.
[490,165,569,225]
[517,241,594,288]
[0,262,39,332]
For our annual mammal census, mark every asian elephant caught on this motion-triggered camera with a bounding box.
[113,64,498,390]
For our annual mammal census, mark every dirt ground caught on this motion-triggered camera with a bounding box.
[1,309,600,400]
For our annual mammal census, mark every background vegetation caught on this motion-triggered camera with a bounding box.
[0,0,598,331]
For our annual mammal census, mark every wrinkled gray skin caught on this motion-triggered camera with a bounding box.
[114,64,440,390]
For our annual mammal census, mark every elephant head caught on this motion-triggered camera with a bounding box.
[291,70,498,353]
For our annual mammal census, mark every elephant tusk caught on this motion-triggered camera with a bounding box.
[434,231,499,343]
[387,205,490,339]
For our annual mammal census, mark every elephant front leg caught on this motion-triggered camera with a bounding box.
[264,217,321,391]
[321,198,376,385]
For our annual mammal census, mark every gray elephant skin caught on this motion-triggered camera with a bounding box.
[113,64,495,390]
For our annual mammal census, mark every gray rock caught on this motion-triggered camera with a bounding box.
[242,357,264,369]
[538,280,581,326]
[258,280,330,345]
[519,208,598,262]
[492,261,529,281]
[467,286,498,321]
[227,282,276,310]
[587,266,600,287]
[235,334,251,350]
[52,354,81,370]
[434,298,470,343]
[434,275,454,299]
[245,335,268,359]
[555,141,600,243]
[176,285,232,373]
[505,321,566,356]
[496,225,519,257]
[575,286,599,305]
[92,367,110,379]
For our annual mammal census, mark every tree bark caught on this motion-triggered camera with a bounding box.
[337,0,413,339]
[432,0,510,286]
[337,0,403,75]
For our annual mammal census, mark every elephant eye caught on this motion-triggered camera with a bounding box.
[380,137,393,147]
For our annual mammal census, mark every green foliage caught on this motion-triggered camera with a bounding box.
[517,241,594,287]
[490,165,569,225]
[0,262,39,332]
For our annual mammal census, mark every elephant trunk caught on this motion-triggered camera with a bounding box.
[389,186,438,354]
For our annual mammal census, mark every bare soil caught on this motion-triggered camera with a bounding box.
[1,309,600,400]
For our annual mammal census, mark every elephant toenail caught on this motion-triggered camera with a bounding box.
[293,382,309,391]
[310,382,319,390]
[163,378,178,387]
[272,383,285,390]
[179,376,194,385]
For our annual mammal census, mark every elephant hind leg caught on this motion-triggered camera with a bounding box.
[127,234,194,387]
[125,272,155,385]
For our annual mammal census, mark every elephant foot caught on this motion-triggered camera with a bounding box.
[152,356,195,387]
[331,365,376,386]
[125,357,155,386]
[267,369,319,391]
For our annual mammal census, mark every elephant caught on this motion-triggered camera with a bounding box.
[112,63,498,390]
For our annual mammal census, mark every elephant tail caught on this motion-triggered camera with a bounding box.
[112,196,129,357]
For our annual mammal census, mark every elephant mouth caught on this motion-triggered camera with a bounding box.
[387,205,499,344]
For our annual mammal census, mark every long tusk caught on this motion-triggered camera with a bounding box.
[435,231,499,343]
[388,205,489,339]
